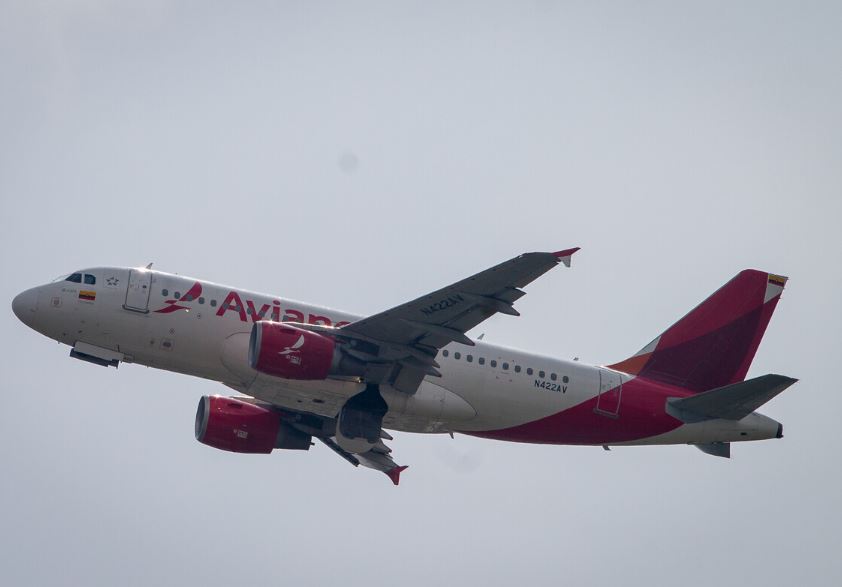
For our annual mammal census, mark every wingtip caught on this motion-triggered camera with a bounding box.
[386,465,408,486]
[553,247,581,257]
[552,247,580,267]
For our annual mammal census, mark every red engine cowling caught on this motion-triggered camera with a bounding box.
[195,395,280,453]
[249,321,335,379]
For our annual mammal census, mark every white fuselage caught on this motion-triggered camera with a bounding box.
[14,266,781,446]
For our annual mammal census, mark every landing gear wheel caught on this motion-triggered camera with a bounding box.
[338,384,387,443]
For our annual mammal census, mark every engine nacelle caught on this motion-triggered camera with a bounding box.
[249,321,363,380]
[195,395,311,453]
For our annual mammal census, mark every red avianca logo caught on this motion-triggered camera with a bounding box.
[153,282,350,327]
[154,282,203,314]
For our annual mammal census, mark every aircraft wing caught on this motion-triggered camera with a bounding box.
[226,394,410,485]
[318,436,408,485]
[339,248,579,393]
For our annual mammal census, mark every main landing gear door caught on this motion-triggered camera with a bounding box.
[595,368,623,418]
[124,269,152,313]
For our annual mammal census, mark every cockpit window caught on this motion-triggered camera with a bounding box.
[84,274,96,285]
[66,273,82,283]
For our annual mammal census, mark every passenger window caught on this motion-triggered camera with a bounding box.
[491,360,497,368]
[515,365,521,373]
[198,297,205,304]
[175,292,181,299]
[478,357,485,365]
[162,289,169,296]
[539,370,545,378]
[454,352,461,360]
[551,373,557,381]
[502,362,509,370]
[467,355,473,363]
[527,367,533,375]
[184,293,194,301]
[246,307,253,315]
[83,274,96,285]
[442,350,449,357]
[210,300,217,307]
[66,273,82,283]
[563,375,570,384]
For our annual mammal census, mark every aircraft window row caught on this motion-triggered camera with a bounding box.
[440,349,569,382]
[161,289,215,306]
[65,273,96,285]
[161,288,216,307]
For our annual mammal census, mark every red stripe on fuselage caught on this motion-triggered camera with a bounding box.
[465,377,689,445]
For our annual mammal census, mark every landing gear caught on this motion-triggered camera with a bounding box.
[338,384,387,444]
[331,385,406,482]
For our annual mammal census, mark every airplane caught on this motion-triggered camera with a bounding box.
[11,249,797,485]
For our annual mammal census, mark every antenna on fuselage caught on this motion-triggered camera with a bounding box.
[145,262,153,269]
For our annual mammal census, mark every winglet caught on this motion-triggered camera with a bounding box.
[553,247,581,268]
[386,465,408,486]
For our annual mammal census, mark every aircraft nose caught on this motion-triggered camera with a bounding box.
[12,287,39,326]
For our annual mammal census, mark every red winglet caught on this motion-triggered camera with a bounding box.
[386,465,408,486]
[553,247,580,258]
[552,247,580,267]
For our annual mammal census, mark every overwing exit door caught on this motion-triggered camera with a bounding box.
[124,269,152,312]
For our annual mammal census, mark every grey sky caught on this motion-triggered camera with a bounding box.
[1,1,840,585]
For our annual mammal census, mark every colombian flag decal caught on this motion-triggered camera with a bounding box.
[79,290,96,301]
[768,274,787,287]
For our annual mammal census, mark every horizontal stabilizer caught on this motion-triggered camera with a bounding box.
[695,442,730,458]
[667,374,797,423]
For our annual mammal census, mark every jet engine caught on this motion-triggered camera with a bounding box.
[249,321,364,380]
[195,395,311,453]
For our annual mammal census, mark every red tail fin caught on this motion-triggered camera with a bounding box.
[608,270,788,393]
